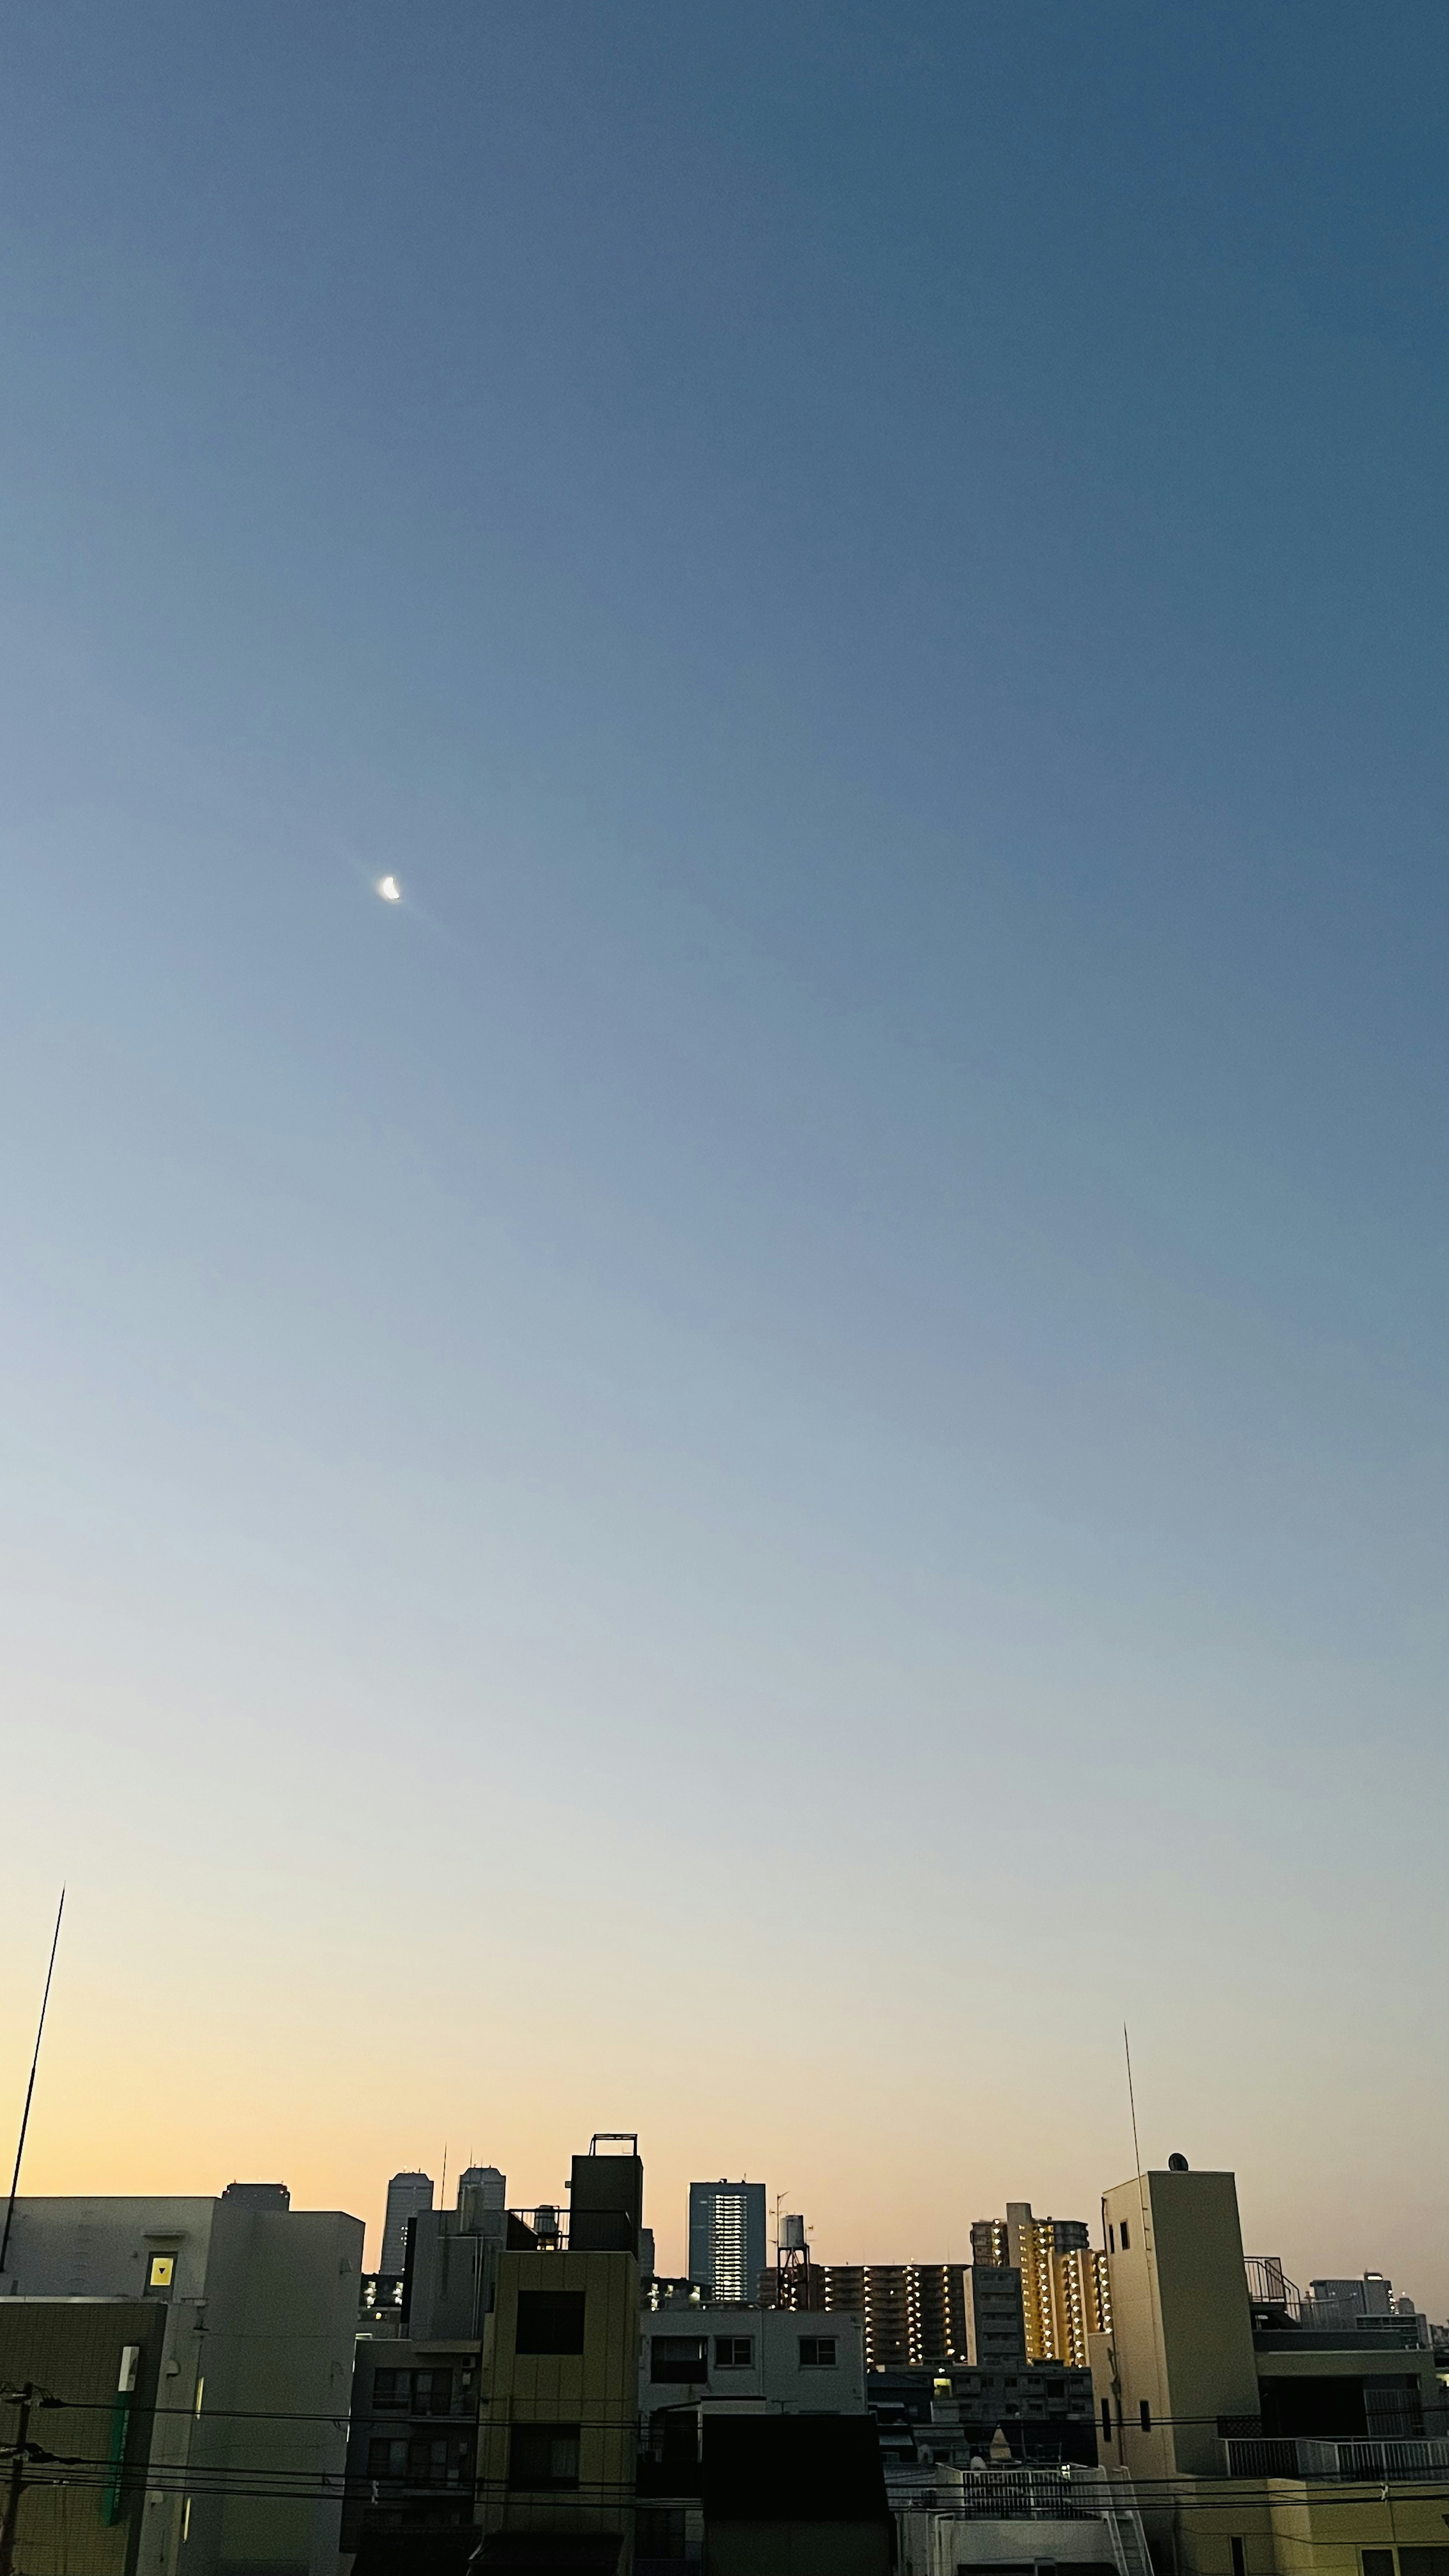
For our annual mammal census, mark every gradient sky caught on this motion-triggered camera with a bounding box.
[0,3,1444,2310]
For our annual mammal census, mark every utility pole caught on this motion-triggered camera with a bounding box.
[0,2381,58,2576]
[0,2383,34,2576]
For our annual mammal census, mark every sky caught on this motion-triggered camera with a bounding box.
[0,2,1444,2308]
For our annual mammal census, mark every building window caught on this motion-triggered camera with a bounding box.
[508,2425,580,2491]
[1120,2220,1130,2251]
[651,2336,709,2383]
[1101,2399,1112,2444]
[407,2436,464,2487]
[714,2337,753,2368]
[1397,2557,1449,2576]
[1360,2556,1394,2576]
[799,2338,837,2368]
[368,2438,408,2480]
[412,2368,452,2415]
[146,2254,175,2291]
[1108,2227,1115,2253]
[514,2291,586,2355]
[372,2371,409,2411]
[1231,2543,1246,2576]
[1139,2399,1152,2431]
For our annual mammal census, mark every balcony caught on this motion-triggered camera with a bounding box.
[1222,2437,1449,2481]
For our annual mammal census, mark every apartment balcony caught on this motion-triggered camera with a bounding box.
[1222,2436,1449,2481]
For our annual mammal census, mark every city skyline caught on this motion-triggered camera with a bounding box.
[0,0,1443,2320]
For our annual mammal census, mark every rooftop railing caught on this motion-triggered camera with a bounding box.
[887,2465,1106,2521]
[505,2206,569,2249]
[1223,2437,1449,2481]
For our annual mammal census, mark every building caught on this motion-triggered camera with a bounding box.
[456,2167,507,2238]
[687,2182,766,2307]
[639,2301,866,2431]
[0,2184,363,2576]
[894,2464,1147,2576]
[1091,2158,1449,2576]
[345,2338,482,2559]
[868,2359,1099,2471]
[971,2204,1109,2368]
[1303,2271,1430,2342]
[698,2415,892,2576]
[381,2171,435,2276]
[964,2264,1026,2367]
[0,2297,169,2576]
[472,2139,643,2571]
[345,2168,511,2565]
[403,2170,509,2342]
[636,2411,892,2576]
[764,2262,970,2369]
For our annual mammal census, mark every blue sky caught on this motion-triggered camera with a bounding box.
[0,1,1444,2293]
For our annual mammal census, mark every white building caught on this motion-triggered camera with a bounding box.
[0,2184,362,2576]
[640,2302,866,2426]
[894,2469,1144,2576]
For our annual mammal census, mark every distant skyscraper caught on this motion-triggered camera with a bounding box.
[455,2165,507,2239]
[688,2179,766,2303]
[381,2169,434,2275]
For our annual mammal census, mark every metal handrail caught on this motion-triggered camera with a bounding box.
[1223,2436,1449,2481]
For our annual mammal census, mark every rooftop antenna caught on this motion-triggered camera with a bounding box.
[0,1889,66,2275]
[1123,2024,1143,2178]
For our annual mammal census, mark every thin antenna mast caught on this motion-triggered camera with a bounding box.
[1123,2024,1143,2177]
[0,1889,66,2274]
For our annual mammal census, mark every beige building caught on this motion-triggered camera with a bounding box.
[475,2247,640,2567]
[1091,2161,1447,2576]
[473,2143,645,2573]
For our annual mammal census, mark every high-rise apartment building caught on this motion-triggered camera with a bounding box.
[764,2262,970,2368]
[688,2180,767,2304]
[381,2168,435,2275]
[972,2201,1109,2366]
